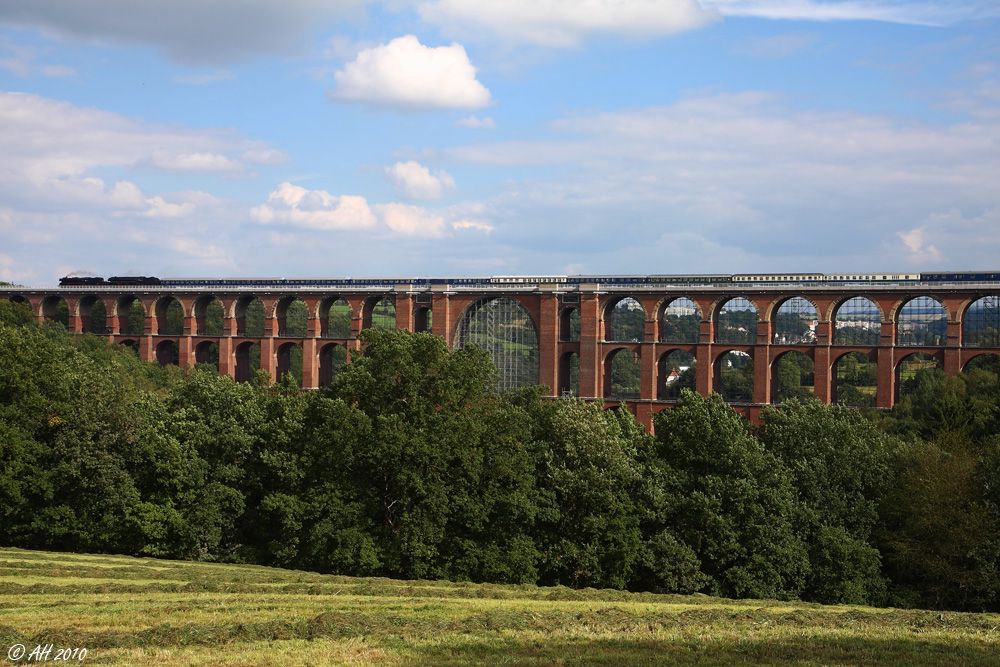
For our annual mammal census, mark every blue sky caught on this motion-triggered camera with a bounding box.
[0,1,997,284]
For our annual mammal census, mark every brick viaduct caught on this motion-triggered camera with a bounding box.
[4,281,999,430]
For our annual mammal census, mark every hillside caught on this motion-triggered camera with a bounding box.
[1,548,997,665]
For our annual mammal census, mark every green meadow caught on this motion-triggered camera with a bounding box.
[1,548,997,666]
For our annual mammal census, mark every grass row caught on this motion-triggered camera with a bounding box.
[2,548,998,665]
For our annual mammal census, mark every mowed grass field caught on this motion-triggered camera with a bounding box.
[1,548,998,665]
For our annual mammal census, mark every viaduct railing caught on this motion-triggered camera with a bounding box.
[4,281,999,430]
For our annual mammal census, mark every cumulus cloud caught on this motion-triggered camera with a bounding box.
[418,0,717,47]
[329,35,492,110]
[456,115,496,128]
[0,0,366,65]
[898,227,942,262]
[250,182,377,230]
[151,150,244,173]
[385,160,456,200]
[375,203,448,236]
[701,0,1000,26]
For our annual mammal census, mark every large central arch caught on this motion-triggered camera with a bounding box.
[453,296,539,392]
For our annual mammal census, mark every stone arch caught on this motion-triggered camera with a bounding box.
[193,295,225,336]
[276,296,308,337]
[604,296,645,342]
[832,350,877,407]
[658,348,696,400]
[772,297,818,345]
[41,295,69,327]
[771,350,815,403]
[118,339,140,355]
[115,296,146,336]
[558,350,579,396]
[319,296,353,338]
[962,295,1000,348]
[234,296,265,337]
[234,341,261,383]
[715,297,758,344]
[363,295,396,330]
[194,340,220,371]
[896,296,948,346]
[155,340,179,366]
[8,294,28,306]
[660,297,700,343]
[319,343,348,387]
[453,296,539,392]
[277,341,303,387]
[77,295,108,334]
[603,347,641,399]
[834,296,882,345]
[560,306,581,342]
[155,296,184,336]
[714,350,754,402]
[896,352,943,400]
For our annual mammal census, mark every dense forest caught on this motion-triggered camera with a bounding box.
[2,299,1000,612]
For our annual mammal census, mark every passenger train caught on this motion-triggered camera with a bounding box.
[58,272,1000,288]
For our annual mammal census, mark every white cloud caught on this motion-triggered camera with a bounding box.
[329,35,492,110]
[456,115,496,128]
[0,0,366,65]
[375,203,448,236]
[250,182,377,230]
[418,0,717,47]
[701,1,1000,26]
[0,38,75,77]
[385,160,456,200]
[151,150,244,173]
[452,219,495,232]
[241,148,291,166]
[898,226,942,262]
[172,69,235,85]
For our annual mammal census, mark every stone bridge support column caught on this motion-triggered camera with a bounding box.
[395,291,414,331]
[301,338,318,389]
[538,293,560,395]
[578,293,601,399]
[753,346,770,405]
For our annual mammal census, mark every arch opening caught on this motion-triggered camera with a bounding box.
[278,297,308,337]
[41,295,69,327]
[964,352,1000,375]
[453,296,539,392]
[235,296,265,337]
[606,297,645,342]
[155,297,184,336]
[115,296,146,336]
[277,342,303,387]
[897,296,947,346]
[963,296,1000,348]
[234,341,261,383]
[79,295,108,335]
[658,349,695,400]
[771,351,814,403]
[414,306,433,334]
[715,350,754,402]
[320,297,352,338]
[716,298,757,344]
[558,351,579,397]
[604,348,641,400]
[897,352,942,399]
[194,296,225,336]
[155,340,179,366]
[560,307,580,342]
[319,343,348,387]
[833,351,877,407]
[774,297,818,345]
[8,294,28,306]
[365,296,396,330]
[834,296,881,345]
[195,341,220,371]
[661,297,699,343]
